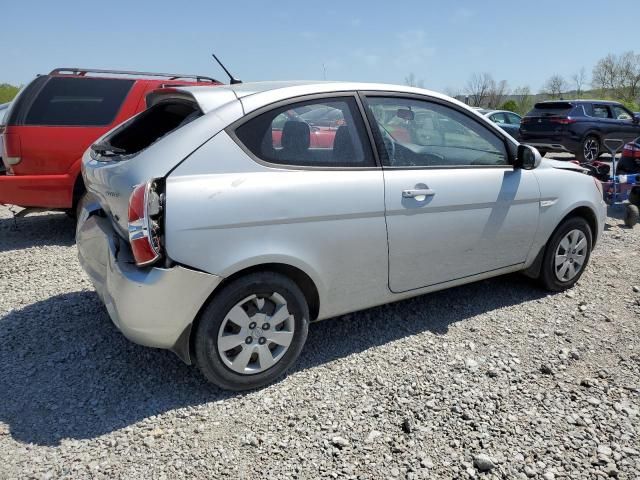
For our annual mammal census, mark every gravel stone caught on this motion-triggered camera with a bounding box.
[330,436,349,449]
[473,454,495,472]
[1,205,639,479]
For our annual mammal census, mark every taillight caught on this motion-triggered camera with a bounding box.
[623,143,640,158]
[128,180,163,267]
[550,117,577,125]
[2,133,22,165]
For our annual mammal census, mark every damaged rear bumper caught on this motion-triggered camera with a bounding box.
[76,196,222,363]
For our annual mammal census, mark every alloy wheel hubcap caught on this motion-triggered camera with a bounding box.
[554,229,587,282]
[584,139,598,162]
[217,293,294,375]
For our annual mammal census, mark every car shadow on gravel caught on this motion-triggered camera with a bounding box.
[605,204,636,229]
[0,275,546,446]
[0,211,75,252]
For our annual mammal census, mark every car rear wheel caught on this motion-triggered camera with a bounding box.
[194,272,309,391]
[539,217,592,291]
[577,136,599,163]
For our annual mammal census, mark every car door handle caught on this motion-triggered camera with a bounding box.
[402,188,436,198]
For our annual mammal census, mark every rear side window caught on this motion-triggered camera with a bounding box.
[24,77,133,126]
[490,112,508,124]
[234,96,374,167]
[591,104,612,119]
[506,113,521,125]
[0,104,8,126]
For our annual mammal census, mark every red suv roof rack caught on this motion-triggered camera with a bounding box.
[49,68,219,83]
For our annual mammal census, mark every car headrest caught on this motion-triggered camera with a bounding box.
[281,121,310,153]
[333,125,355,162]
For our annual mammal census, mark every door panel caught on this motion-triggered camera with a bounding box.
[384,167,540,292]
[361,94,540,293]
[611,105,640,143]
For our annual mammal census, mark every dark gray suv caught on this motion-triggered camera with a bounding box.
[520,100,640,161]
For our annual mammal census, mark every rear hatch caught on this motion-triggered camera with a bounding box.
[82,86,242,238]
[520,102,579,137]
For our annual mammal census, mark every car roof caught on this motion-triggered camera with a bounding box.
[172,81,467,114]
[537,99,622,105]
[484,109,516,115]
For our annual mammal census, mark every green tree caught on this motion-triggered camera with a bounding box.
[0,83,20,103]
[500,100,519,113]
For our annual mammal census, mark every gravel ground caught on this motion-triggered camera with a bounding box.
[0,203,638,480]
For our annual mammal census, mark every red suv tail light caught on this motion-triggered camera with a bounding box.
[2,133,22,166]
[128,180,164,267]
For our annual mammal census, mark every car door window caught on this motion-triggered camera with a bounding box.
[592,104,612,119]
[490,113,508,124]
[506,113,521,125]
[365,97,508,167]
[612,105,632,120]
[234,97,374,167]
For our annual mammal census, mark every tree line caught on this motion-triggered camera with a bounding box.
[0,84,20,104]
[406,50,640,115]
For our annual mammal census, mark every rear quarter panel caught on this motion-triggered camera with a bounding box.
[164,131,390,320]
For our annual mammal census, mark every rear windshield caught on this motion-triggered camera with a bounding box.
[99,100,201,156]
[24,77,133,126]
[527,102,575,117]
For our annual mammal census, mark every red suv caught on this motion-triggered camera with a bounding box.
[0,68,220,214]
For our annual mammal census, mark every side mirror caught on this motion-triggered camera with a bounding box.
[515,144,542,170]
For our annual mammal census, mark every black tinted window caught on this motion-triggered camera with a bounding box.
[25,77,133,126]
[527,102,574,117]
[234,97,374,167]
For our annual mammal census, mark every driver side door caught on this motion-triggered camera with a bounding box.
[611,105,640,143]
[362,95,540,293]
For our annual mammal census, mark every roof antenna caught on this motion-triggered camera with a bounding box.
[211,53,242,85]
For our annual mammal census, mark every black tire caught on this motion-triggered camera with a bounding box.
[539,217,593,291]
[628,186,640,206]
[194,272,309,391]
[576,135,599,163]
[624,204,639,228]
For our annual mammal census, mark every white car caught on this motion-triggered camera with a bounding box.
[77,81,606,390]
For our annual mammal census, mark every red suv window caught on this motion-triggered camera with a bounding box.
[24,77,134,126]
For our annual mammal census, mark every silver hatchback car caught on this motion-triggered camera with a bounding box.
[77,81,606,390]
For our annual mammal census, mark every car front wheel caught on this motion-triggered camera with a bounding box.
[194,272,309,391]
[539,217,593,291]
